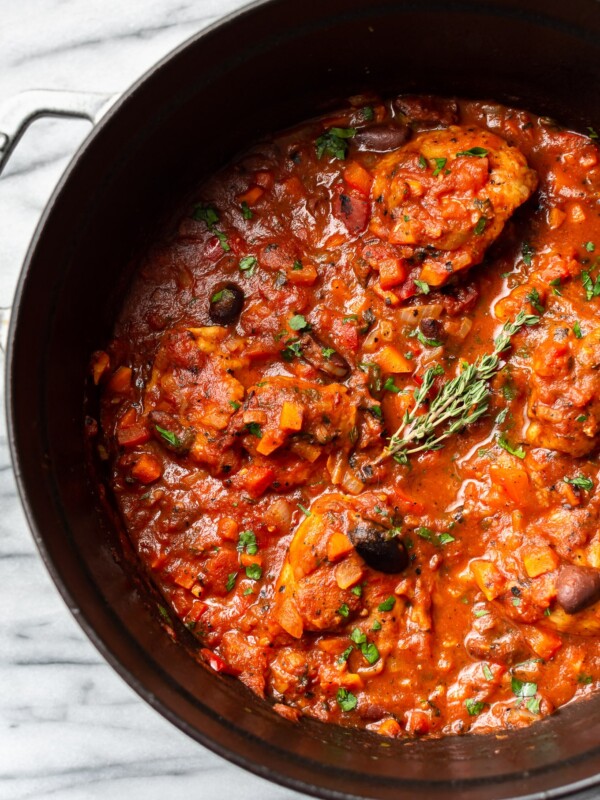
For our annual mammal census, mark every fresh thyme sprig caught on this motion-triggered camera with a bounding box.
[376,311,539,465]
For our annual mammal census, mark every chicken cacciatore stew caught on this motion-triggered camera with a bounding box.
[90,94,600,738]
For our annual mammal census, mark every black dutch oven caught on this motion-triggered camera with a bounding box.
[4,1,600,797]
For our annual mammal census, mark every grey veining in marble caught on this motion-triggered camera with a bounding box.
[0,3,304,798]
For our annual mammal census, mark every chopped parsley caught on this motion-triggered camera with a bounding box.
[418,154,428,169]
[413,279,430,294]
[281,339,303,361]
[378,596,396,612]
[298,503,311,517]
[526,287,544,314]
[588,127,599,140]
[432,157,447,177]
[193,204,219,226]
[573,321,583,339]
[565,475,593,491]
[226,572,237,592]
[438,532,456,545]
[292,259,303,270]
[416,329,442,348]
[155,425,181,448]
[241,201,253,220]
[237,530,258,555]
[526,697,541,714]
[482,664,494,681]
[338,603,350,618]
[383,377,401,393]
[289,314,310,331]
[578,673,593,685]
[498,434,526,459]
[322,347,336,359]
[336,687,358,711]
[361,105,374,121]
[585,241,596,252]
[473,216,488,236]
[315,127,357,160]
[474,609,489,618]
[351,584,363,597]
[245,563,262,581]
[521,242,536,266]
[239,256,258,276]
[337,645,354,664]
[372,620,382,631]
[456,147,489,158]
[229,400,241,410]
[214,230,230,252]
[582,270,600,300]
[465,699,485,716]
[245,422,263,438]
[511,678,537,698]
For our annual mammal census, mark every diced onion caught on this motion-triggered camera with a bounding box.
[341,468,365,496]
[395,304,443,326]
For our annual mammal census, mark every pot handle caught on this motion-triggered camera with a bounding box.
[0,89,118,176]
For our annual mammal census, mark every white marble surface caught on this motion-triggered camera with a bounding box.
[0,3,303,798]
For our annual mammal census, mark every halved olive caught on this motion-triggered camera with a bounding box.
[557,565,600,614]
[209,282,244,325]
[348,521,409,573]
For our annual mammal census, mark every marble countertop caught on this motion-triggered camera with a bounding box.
[0,2,303,798]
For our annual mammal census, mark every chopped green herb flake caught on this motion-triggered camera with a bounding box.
[384,377,400,394]
[465,698,485,716]
[245,563,262,581]
[351,584,363,597]
[526,287,544,314]
[155,425,181,447]
[438,532,456,545]
[193,204,219,226]
[361,105,374,121]
[413,278,430,295]
[474,216,488,236]
[416,328,442,348]
[578,673,593,685]
[338,603,350,618]
[585,241,596,252]
[483,664,494,681]
[237,530,258,555]
[337,645,354,664]
[372,620,382,631]
[337,687,358,711]
[292,259,303,270]
[289,314,310,331]
[245,422,263,438]
[432,157,447,177]
[521,243,535,266]
[511,678,537,698]
[565,475,593,491]
[316,127,357,160]
[526,697,541,714]
[573,321,583,338]
[241,201,253,220]
[456,147,489,158]
[226,572,237,592]
[498,434,526,459]
[298,503,311,517]
[474,609,489,618]
[378,596,396,612]
[418,154,427,169]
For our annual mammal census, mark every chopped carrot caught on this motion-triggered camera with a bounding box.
[372,282,401,306]
[547,207,566,230]
[91,350,110,385]
[131,453,162,484]
[286,262,318,286]
[522,546,560,578]
[240,552,262,568]
[276,597,304,638]
[217,517,239,542]
[118,408,137,429]
[418,263,448,287]
[376,718,402,738]
[256,430,287,456]
[237,185,264,206]
[240,464,275,496]
[520,624,563,661]
[470,559,506,601]
[279,401,304,431]
[108,365,132,394]
[335,557,364,589]
[288,440,321,462]
[326,532,354,563]
[173,568,196,590]
[404,709,431,735]
[373,344,414,374]
[243,409,268,425]
[343,161,372,196]
[377,258,408,290]
[490,463,530,504]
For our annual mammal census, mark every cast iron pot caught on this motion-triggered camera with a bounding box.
[4,1,600,797]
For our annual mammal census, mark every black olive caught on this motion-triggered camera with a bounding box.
[419,318,445,342]
[348,521,409,573]
[209,282,244,325]
[557,565,600,614]
[354,124,411,153]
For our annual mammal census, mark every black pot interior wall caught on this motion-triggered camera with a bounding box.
[9,1,600,798]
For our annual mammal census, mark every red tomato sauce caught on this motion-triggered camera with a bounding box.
[90,95,600,738]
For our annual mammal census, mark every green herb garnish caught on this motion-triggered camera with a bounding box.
[155,425,181,448]
[456,147,489,157]
[316,127,357,160]
[565,475,593,491]
[337,687,358,711]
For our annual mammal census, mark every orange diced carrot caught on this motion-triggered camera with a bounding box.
[173,569,196,590]
[240,464,275,496]
[131,453,162,484]
[522,546,560,578]
[373,344,414,374]
[186,600,208,623]
[378,258,408,290]
[376,718,402,738]
[108,365,132,394]
[280,401,304,431]
[335,557,364,589]
[240,552,262,568]
[286,262,318,285]
[489,463,530,503]
[237,185,264,206]
[343,161,372,196]
[118,408,137,429]
[327,532,354,563]
[273,703,301,722]
[256,430,286,456]
[470,559,506,601]
[243,409,268,425]
[381,392,412,432]
[418,263,449,287]
[276,597,304,638]
[91,350,110,385]
[570,203,586,223]
[218,517,239,541]
[548,207,566,230]
[520,624,563,661]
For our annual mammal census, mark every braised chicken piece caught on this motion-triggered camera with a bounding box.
[370,126,537,285]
